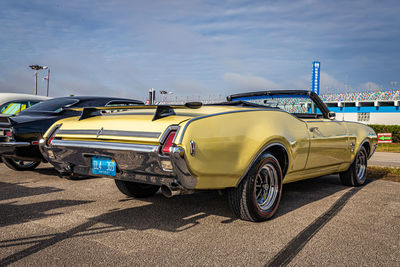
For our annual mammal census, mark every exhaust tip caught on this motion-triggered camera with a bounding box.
[161,185,173,198]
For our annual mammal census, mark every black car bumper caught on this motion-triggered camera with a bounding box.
[0,141,30,154]
[0,141,43,161]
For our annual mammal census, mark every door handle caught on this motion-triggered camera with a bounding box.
[309,127,319,132]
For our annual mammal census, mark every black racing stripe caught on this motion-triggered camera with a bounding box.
[265,186,361,267]
[57,129,161,138]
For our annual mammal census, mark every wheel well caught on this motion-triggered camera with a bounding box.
[362,141,371,156]
[264,145,289,176]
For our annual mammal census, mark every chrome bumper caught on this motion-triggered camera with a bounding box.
[0,141,31,154]
[39,139,197,189]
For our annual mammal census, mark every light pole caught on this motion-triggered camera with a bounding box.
[29,65,46,95]
[159,90,173,104]
[43,66,50,96]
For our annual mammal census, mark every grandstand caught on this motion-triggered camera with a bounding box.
[320,90,400,125]
[320,90,400,102]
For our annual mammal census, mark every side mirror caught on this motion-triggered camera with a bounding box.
[328,111,336,120]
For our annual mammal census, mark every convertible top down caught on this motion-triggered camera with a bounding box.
[40,90,377,221]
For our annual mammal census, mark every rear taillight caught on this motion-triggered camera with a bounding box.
[46,124,61,146]
[161,130,176,155]
[5,130,11,137]
[47,136,55,146]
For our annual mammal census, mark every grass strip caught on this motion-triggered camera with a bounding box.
[376,143,400,153]
[367,166,400,182]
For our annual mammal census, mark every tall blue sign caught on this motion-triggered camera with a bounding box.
[311,61,321,95]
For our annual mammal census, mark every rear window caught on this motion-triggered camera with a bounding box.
[21,98,79,113]
[0,101,29,115]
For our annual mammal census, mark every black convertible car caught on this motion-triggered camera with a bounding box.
[0,96,143,171]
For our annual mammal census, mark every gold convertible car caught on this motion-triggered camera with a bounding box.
[40,90,377,222]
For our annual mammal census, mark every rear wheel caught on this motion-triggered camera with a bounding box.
[115,180,160,198]
[227,153,283,222]
[2,157,40,171]
[340,146,368,186]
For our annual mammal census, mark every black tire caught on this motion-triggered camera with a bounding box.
[339,146,368,186]
[115,180,160,198]
[227,153,283,222]
[2,157,40,171]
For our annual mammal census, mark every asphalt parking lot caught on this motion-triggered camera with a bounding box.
[0,164,399,266]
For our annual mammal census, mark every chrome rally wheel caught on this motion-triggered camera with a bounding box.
[355,148,367,183]
[228,153,283,222]
[340,146,368,186]
[254,163,280,213]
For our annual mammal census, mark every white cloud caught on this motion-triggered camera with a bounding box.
[359,82,381,91]
[288,72,344,94]
[223,73,280,91]
[320,72,344,92]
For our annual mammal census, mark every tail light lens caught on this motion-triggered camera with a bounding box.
[5,130,11,137]
[46,124,61,146]
[47,135,55,146]
[161,130,176,155]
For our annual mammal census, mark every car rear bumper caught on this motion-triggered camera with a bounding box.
[0,141,31,155]
[0,140,44,161]
[39,139,197,189]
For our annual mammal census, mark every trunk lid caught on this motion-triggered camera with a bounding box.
[53,106,245,144]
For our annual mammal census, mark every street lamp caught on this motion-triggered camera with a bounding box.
[43,66,50,96]
[159,90,173,104]
[29,65,46,95]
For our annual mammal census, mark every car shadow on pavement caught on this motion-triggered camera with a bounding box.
[0,181,63,201]
[34,167,97,181]
[0,199,94,228]
[31,167,60,177]
[0,175,368,266]
[275,174,350,219]
[88,175,356,233]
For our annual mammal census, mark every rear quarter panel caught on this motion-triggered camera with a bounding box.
[177,110,310,189]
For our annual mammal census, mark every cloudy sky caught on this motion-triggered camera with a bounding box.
[0,0,399,101]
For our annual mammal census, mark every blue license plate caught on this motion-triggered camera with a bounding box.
[92,156,116,176]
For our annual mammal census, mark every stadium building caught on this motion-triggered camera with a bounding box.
[320,90,400,125]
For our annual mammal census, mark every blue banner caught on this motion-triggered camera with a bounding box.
[311,61,321,95]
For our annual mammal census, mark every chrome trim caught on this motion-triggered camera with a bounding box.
[170,146,197,189]
[57,129,161,138]
[96,127,103,138]
[0,141,30,147]
[159,125,180,144]
[177,109,264,144]
[46,124,62,140]
[51,139,158,153]
[190,140,195,156]
[356,139,373,160]
[235,142,289,187]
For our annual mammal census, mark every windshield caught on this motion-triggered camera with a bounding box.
[233,94,320,114]
[20,98,79,113]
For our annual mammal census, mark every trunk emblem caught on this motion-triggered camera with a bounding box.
[97,127,104,138]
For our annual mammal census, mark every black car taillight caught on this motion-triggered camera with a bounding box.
[161,130,177,155]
